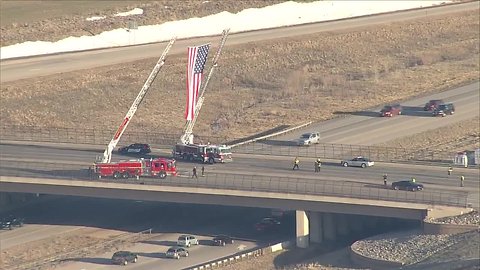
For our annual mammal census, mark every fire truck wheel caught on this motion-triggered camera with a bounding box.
[159,171,167,179]
[122,172,130,179]
[113,172,121,179]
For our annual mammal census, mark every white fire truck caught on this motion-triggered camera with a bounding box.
[173,143,232,164]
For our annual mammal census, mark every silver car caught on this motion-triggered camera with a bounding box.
[341,157,374,168]
[297,132,320,146]
[166,247,189,259]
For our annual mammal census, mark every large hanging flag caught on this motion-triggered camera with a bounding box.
[185,44,210,120]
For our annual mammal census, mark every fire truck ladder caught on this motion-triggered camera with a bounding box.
[99,37,176,163]
[180,29,230,145]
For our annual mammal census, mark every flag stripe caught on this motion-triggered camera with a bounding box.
[185,44,210,121]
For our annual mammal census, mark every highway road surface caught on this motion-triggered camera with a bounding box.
[1,1,478,83]
[240,81,479,147]
[0,197,290,270]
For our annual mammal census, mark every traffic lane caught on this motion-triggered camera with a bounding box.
[2,2,477,83]
[1,143,478,190]
[271,81,479,144]
[55,234,258,270]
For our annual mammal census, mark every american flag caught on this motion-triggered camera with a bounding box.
[185,44,210,121]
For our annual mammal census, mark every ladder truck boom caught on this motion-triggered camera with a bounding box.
[99,37,176,163]
[180,29,230,145]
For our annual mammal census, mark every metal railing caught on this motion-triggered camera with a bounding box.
[0,160,468,208]
[232,141,454,163]
[0,124,455,163]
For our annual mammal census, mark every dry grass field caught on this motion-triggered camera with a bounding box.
[1,4,478,148]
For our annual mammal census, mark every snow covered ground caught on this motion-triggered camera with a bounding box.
[0,1,450,60]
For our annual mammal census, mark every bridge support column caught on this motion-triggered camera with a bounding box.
[296,210,309,248]
[323,213,336,241]
[336,213,349,238]
[309,211,323,243]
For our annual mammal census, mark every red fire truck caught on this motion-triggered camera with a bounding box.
[173,144,232,164]
[94,158,177,179]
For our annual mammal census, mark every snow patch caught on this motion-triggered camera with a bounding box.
[114,8,144,17]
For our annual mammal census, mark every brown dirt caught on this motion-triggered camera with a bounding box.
[0,2,479,270]
[1,8,479,144]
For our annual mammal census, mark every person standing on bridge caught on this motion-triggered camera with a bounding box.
[293,157,300,170]
[448,166,453,176]
[192,166,198,179]
[201,166,205,177]
[411,177,416,183]
[315,158,322,172]
[383,174,388,186]
[460,175,465,187]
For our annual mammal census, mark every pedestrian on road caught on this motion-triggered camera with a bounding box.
[293,157,300,170]
[460,175,465,187]
[316,158,322,172]
[201,166,205,177]
[383,174,388,186]
[448,166,453,176]
[411,177,416,183]
[192,166,198,179]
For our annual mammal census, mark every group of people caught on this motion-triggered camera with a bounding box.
[191,166,205,178]
[292,157,322,172]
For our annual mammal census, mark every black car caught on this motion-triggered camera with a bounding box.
[433,103,455,117]
[118,143,151,155]
[111,251,138,265]
[391,180,424,191]
[212,235,234,246]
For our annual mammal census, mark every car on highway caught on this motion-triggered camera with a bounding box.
[341,157,374,168]
[118,143,151,155]
[166,247,189,259]
[212,235,235,246]
[111,251,138,265]
[391,180,424,191]
[424,99,444,111]
[255,217,281,232]
[379,104,402,117]
[177,235,199,247]
[0,216,24,230]
[297,132,320,146]
[433,103,455,117]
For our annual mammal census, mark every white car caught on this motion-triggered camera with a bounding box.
[177,235,199,247]
[341,157,374,168]
[297,132,320,146]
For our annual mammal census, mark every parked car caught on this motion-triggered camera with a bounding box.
[111,251,138,265]
[255,217,281,232]
[177,235,199,247]
[391,180,424,191]
[297,132,320,146]
[424,99,444,111]
[0,216,24,230]
[433,103,455,117]
[166,247,189,259]
[341,157,374,168]
[118,143,151,155]
[380,104,402,117]
[212,235,234,246]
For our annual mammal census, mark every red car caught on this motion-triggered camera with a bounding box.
[380,104,402,117]
[424,99,444,111]
[254,217,281,231]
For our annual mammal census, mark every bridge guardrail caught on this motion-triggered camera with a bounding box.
[0,124,455,163]
[0,160,469,208]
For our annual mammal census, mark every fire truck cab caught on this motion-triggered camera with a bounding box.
[94,158,177,179]
[173,144,232,164]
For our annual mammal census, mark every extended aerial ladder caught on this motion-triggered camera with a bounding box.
[98,37,176,163]
[180,29,230,145]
